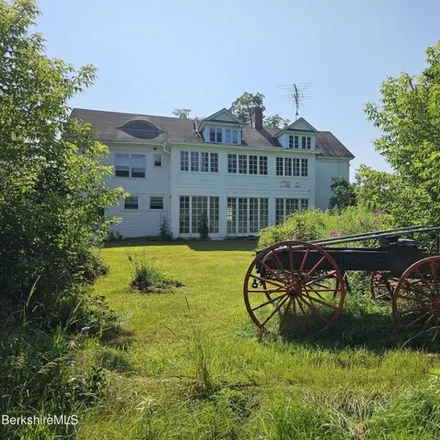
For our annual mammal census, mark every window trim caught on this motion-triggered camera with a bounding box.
[149,196,164,210]
[153,154,162,167]
[124,195,139,210]
[115,153,146,178]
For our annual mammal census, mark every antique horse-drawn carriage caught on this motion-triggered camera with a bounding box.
[243,226,440,334]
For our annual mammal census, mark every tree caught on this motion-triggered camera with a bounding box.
[264,114,291,129]
[0,1,123,310]
[364,41,440,224]
[230,92,265,125]
[172,108,191,118]
[328,177,357,211]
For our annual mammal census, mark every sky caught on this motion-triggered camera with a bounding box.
[35,0,440,179]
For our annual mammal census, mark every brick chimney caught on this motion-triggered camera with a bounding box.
[251,107,263,129]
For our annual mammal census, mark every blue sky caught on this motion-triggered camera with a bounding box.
[36,0,440,179]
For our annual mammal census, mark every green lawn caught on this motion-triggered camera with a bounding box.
[78,240,440,439]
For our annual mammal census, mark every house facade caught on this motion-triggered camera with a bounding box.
[71,107,354,239]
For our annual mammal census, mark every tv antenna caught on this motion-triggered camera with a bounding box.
[279,83,311,120]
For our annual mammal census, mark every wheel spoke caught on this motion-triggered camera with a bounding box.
[298,248,309,275]
[306,256,326,278]
[270,249,291,282]
[403,280,434,298]
[257,259,288,285]
[303,290,338,310]
[251,293,287,311]
[303,270,337,287]
[403,311,432,330]
[261,295,290,327]
[279,298,293,330]
[395,293,427,303]
[296,297,313,330]
[289,245,295,284]
[400,306,430,315]
[429,262,440,294]
[298,296,329,324]
[247,286,286,294]
[249,274,285,290]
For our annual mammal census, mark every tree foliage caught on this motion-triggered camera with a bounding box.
[364,41,440,224]
[230,92,265,125]
[172,108,191,118]
[328,176,357,211]
[0,0,123,311]
[264,113,291,129]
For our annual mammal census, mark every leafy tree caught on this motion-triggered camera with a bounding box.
[328,177,357,211]
[172,108,191,118]
[355,165,432,226]
[264,114,291,129]
[230,92,265,125]
[0,0,123,311]
[364,41,440,224]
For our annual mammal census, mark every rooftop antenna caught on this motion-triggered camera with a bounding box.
[279,83,311,120]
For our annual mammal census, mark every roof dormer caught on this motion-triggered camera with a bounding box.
[199,108,243,145]
[273,117,319,150]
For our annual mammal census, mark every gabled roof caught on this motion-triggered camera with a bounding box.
[273,117,319,137]
[199,108,243,127]
[71,108,354,159]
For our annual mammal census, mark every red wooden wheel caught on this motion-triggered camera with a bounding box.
[392,256,440,331]
[243,241,346,334]
[370,271,397,301]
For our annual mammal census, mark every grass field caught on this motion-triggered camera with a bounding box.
[77,240,440,439]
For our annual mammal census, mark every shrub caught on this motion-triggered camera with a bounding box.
[159,212,172,240]
[129,256,183,293]
[258,206,395,249]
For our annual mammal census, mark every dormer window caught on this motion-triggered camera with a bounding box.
[208,127,240,144]
[209,128,222,143]
[288,135,300,149]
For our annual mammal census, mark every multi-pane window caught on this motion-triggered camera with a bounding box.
[179,196,190,233]
[276,198,309,224]
[259,156,268,175]
[124,196,139,210]
[306,137,311,149]
[295,136,299,149]
[228,154,237,173]
[179,196,219,234]
[276,157,283,176]
[227,197,269,235]
[302,137,306,149]
[238,155,247,174]
[293,158,300,176]
[276,157,308,177]
[249,155,258,174]
[229,154,267,175]
[150,197,163,210]
[208,127,239,144]
[115,153,146,178]
[209,127,223,142]
[301,158,308,176]
[181,151,218,173]
[201,152,209,172]
[289,135,294,149]
[210,153,218,172]
[153,154,162,167]
[115,153,130,177]
[191,152,199,171]
[180,151,189,171]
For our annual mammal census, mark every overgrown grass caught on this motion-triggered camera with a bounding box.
[66,239,440,439]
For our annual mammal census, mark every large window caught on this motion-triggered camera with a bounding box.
[209,128,223,143]
[276,157,308,177]
[276,198,309,224]
[179,196,219,234]
[181,151,218,173]
[230,154,268,175]
[115,153,146,178]
[227,197,269,235]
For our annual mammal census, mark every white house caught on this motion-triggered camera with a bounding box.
[71,107,354,239]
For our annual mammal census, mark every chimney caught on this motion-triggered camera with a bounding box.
[251,107,263,129]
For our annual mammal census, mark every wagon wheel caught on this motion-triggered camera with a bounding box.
[392,256,440,331]
[370,271,398,301]
[243,241,346,334]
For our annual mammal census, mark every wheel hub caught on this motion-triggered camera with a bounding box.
[286,283,302,298]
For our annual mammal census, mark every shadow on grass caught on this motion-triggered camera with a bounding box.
[242,298,440,353]
[105,237,257,252]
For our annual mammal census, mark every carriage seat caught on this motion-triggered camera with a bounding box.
[396,238,416,247]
